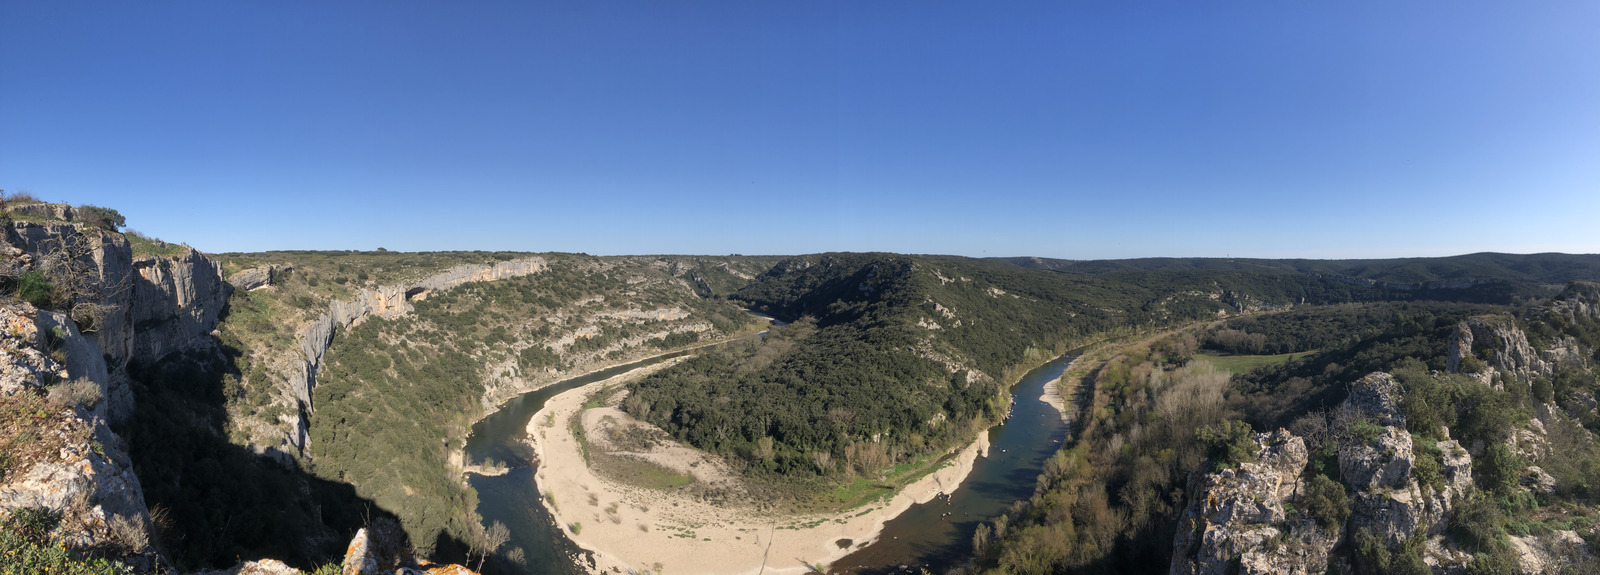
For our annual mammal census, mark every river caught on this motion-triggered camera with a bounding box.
[465,346,1076,574]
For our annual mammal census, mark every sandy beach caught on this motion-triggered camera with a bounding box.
[1039,356,1081,425]
[526,362,991,575]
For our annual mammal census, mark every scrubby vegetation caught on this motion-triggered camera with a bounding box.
[0,508,136,575]
[306,255,756,557]
[969,285,1600,574]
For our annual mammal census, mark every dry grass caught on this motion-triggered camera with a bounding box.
[48,379,102,410]
[0,390,82,482]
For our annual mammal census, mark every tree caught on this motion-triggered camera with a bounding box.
[76,205,125,232]
[32,231,129,331]
[465,519,509,571]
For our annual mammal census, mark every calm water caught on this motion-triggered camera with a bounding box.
[828,353,1075,574]
[466,339,1075,575]
[467,349,701,574]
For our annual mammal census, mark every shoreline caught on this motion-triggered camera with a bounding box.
[525,365,992,575]
[1039,356,1081,425]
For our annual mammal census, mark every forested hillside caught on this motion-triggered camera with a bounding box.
[19,207,1593,575]
[996,253,1600,304]
[305,254,760,559]
[622,253,1445,507]
[970,284,1600,574]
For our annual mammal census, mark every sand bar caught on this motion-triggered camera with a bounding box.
[527,362,990,575]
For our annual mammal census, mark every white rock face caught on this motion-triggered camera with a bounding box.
[1170,430,1336,575]
[1337,372,1471,548]
[1447,317,1548,381]
[5,213,233,423]
[0,303,157,567]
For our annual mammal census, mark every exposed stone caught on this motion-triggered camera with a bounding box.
[1337,372,1472,548]
[129,249,231,366]
[3,214,232,423]
[1520,465,1557,496]
[229,264,291,291]
[341,527,479,575]
[0,304,156,565]
[1448,316,1547,381]
[1170,429,1336,575]
[6,202,81,222]
[189,558,302,575]
[1339,372,1407,428]
[1421,534,1472,575]
[1509,530,1594,574]
[1506,418,1549,462]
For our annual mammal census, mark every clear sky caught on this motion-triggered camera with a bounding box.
[2,2,1597,259]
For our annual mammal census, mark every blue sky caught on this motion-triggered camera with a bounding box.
[2,2,1596,258]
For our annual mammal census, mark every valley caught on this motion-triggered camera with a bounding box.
[1,202,1598,575]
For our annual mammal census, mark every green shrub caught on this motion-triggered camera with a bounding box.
[1349,420,1386,444]
[1465,550,1519,575]
[1411,436,1445,493]
[75,205,125,232]
[1450,493,1507,553]
[11,271,56,308]
[1478,443,1523,495]
[1531,377,1555,404]
[0,525,135,575]
[4,507,59,542]
[1195,420,1258,468]
[1297,474,1349,529]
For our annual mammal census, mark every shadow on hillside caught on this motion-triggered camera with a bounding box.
[116,336,404,572]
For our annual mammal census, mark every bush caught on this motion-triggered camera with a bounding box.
[1297,474,1350,529]
[1195,420,1258,468]
[2,190,41,205]
[1411,436,1445,493]
[0,525,135,575]
[1451,493,1507,553]
[48,379,102,410]
[75,205,124,232]
[1478,443,1523,495]
[5,270,57,308]
[4,507,59,542]
[1530,377,1554,404]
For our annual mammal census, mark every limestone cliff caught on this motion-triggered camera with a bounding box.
[4,206,232,423]
[1171,372,1478,575]
[0,302,161,571]
[1446,316,1548,381]
[281,257,547,453]
[1337,373,1472,550]
[1170,430,1337,575]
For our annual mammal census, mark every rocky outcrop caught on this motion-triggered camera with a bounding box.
[339,527,479,575]
[1447,317,1547,381]
[229,264,291,291]
[4,211,232,422]
[129,248,230,368]
[1171,430,1337,575]
[1337,372,1472,547]
[1508,530,1594,574]
[0,303,160,571]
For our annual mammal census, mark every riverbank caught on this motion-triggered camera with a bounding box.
[526,364,991,575]
[1039,356,1080,424]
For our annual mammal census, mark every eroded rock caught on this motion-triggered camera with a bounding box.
[1170,429,1336,575]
